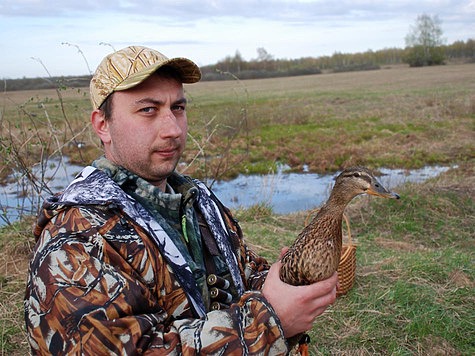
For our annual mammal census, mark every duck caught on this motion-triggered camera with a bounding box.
[279,166,400,286]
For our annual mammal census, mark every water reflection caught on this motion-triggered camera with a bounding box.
[0,160,453,226]
[209,165,453,214]
[0,158,84,225]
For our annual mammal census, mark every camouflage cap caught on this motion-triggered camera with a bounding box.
[90,46,201,109]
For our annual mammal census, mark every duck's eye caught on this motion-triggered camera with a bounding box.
[353,172,360,177]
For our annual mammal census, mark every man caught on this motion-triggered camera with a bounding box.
[25,46,337,355]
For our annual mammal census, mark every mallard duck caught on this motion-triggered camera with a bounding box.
[280,166,400,286]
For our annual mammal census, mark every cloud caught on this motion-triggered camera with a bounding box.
[0,0,473,78]
[1,0,471,22]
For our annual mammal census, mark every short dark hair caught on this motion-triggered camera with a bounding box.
[98,93,113,120]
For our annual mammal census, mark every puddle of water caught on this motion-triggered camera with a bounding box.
[0,158,84,225]
[0,161,453,226]
[209,165,454,214]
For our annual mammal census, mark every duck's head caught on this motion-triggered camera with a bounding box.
[334,166,400,200]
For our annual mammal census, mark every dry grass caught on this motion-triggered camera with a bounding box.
[185,63,475,176]
[0,218,34,354]
[2,63,474,182]
[1,63,474,354]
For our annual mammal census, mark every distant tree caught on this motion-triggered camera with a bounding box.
[404,14,446,67]
[256,48,273,62]
[232,50,244,73]
[217,50,244,73]
[254,48,275,71]
[446,39,475,61]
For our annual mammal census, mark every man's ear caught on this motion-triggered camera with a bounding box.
[91,109,111,144]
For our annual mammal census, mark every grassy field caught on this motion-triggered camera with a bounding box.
[237,163,474,355]
[1,63,474,354]
[2,63,474,181]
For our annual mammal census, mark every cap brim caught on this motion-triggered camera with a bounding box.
[116,57,201,91]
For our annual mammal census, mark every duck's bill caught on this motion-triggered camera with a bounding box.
[367,180,401,199]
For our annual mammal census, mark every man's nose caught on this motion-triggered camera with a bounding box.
[159,111,183,138]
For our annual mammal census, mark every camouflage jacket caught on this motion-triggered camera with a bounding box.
[25,163,289,355]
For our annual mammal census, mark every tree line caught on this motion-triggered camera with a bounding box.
[3,39,474,92]
[201,38,474,80]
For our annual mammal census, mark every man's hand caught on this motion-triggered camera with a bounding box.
[262,250,338,338]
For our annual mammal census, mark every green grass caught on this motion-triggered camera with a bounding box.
[0,219,33,354]
[239,164,474,355]
[2,64,474,181]
[1,64,474,354]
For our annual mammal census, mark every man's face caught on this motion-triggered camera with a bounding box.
[101,74,188,188]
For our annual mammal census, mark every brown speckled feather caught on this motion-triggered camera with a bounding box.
[280,203,345,285]
[279,166,399,286]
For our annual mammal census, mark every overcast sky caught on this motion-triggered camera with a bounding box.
[1,0,474,79]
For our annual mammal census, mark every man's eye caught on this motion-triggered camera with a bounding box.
[140,107,156,113]
[172,105,186,112]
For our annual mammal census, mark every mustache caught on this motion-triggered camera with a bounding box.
[151,140,182,152]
